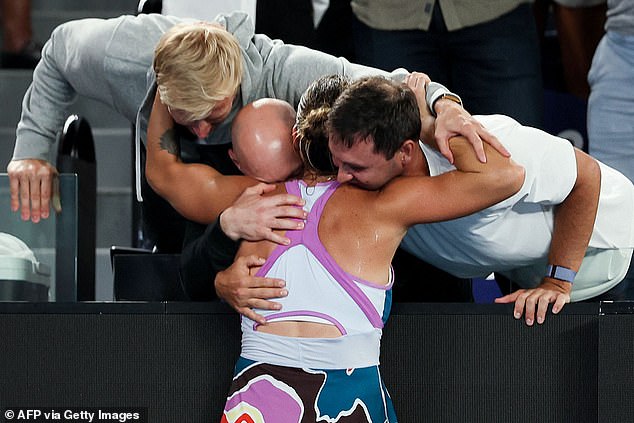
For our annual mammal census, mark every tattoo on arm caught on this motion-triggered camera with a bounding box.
[159,128,180,157]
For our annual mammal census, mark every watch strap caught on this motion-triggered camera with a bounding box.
[426,82,462,117]
[545,264,576,283]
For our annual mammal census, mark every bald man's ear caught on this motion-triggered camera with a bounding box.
[228,148,242,172]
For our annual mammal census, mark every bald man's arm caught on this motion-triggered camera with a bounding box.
[179,220,237,300]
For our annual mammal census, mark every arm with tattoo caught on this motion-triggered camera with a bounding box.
[145,94,255,223]
[159,127,180,157]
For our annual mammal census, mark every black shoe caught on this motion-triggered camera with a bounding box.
[1,40,42,69]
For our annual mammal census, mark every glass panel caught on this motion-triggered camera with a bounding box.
[0,173,78,301]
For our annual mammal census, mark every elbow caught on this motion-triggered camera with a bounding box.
[496,161,525,199]
[145,161,169,198]
[510,163,525,195]
[578,149,601,179]
[574,149,601,194]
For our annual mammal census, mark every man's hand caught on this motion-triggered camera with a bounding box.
[494,279,571,326]
[220,183,307,245]
[7,159,61,223]
[215,255,288,324]
[433,99,510,164]
[405,72,431,103]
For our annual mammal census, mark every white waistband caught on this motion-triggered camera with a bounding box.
[241,328,382,370]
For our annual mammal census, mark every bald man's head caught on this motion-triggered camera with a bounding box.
[229,98,303,182]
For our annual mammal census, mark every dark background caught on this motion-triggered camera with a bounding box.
[1,301,632,423]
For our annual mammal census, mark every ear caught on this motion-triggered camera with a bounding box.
[399,139,418,165]
[228,148,242,171]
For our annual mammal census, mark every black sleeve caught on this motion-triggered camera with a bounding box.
[178,219,240,301]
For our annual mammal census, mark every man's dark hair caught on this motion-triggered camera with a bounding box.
[327,76,421,159]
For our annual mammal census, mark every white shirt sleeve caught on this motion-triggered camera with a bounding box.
[475,115,577,206]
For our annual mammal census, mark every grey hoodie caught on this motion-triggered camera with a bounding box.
[11,11,447,199]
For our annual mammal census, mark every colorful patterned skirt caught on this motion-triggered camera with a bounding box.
[221,357,397,423]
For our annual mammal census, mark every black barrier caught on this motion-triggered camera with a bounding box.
[55,115,96,301]
[0,302,631,422]
[110,251,186,301]
[597,302,634,422]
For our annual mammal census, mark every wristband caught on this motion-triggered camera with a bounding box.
[545,265,576,283]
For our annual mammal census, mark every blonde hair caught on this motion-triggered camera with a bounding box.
[153,22,243,122]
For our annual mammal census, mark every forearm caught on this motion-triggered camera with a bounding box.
[269,43,463,111]
[546,150,601,285]
[426,82,462,116]
[179,220,239,301]
[271,51,395,108]
[451,137,521,183]
[14,19,120,161]
[391,147,523,225]
[14,42,76,161]
[419,114,436,146]
[435,138,523,216]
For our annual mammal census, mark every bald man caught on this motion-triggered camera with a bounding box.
[228,99,303,183]
[145,96,306,226]
[169,99,307,300]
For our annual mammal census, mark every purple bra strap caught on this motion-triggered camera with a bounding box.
[255,180,384,329]
[302,181,385,329]
[253,181,304,278]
